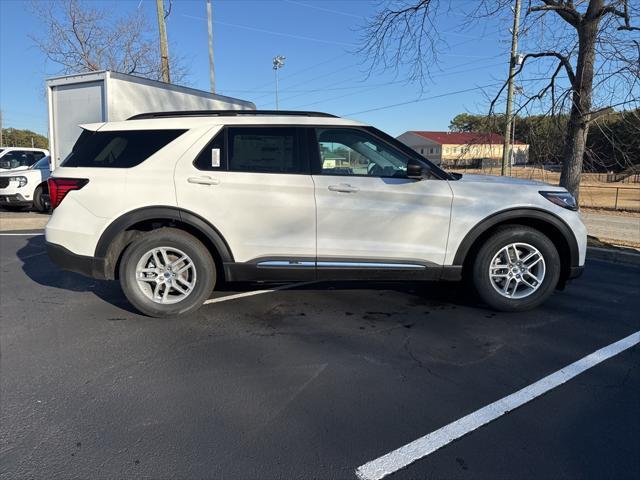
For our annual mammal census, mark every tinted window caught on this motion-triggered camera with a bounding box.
[194,130,225,171]
[62,129,185,168]
[316,128,409,178]
[228,127,302,174]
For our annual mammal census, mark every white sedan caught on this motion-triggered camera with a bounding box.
[0,156,51,211]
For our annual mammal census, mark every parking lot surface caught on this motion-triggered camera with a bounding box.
[1,233,639,479]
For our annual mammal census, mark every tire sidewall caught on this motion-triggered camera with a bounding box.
[120,229,216,317]
[473,226,560,311]
[33,185,45,212]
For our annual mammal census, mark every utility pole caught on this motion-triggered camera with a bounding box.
[206,0,215,93]
[501,0,522,176]
[273,55,286,110]
[155,0,171,83]
[0,110,3,147]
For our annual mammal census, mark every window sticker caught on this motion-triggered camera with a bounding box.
[211,148,221,168]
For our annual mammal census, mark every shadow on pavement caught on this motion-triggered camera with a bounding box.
[16,234,481,315]
[16,234,139,314]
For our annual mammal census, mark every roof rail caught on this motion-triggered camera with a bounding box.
[127,110,338,120]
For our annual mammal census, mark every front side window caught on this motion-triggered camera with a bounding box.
[227,127,302,174]
[62,129,186,168]
[316,128,409,178]
[31,157,50,170]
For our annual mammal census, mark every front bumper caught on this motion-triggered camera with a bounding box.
[569,266,584,279]
[46,242,108,280]
[0,193,31,206]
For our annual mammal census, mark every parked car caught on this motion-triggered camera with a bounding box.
[0,147,49,171]
[0,156,51,211]
[45,110,586,317]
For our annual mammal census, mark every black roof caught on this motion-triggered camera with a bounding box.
[127,110,337,120]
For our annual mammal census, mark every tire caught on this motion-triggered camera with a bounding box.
[33,185,46,212]
[471,225,560,312]
[119,228,216,317]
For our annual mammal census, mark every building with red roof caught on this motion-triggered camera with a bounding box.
[396,131,529,167]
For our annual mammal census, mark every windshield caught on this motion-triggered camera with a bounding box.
[0,150,43,169]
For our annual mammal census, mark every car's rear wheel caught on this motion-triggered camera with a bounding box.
[472,226,560,311]
[119,228,216,317]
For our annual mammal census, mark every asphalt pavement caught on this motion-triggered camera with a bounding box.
[1,233,639,479]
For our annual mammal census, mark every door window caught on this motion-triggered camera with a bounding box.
[315,128,409,178]
[227,127,303,174]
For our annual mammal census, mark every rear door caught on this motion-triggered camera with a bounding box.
[310,127,453,273]
[174,126,316,270]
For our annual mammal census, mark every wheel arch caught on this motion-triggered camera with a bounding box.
[453,208,579,287]
[95,206,234,280]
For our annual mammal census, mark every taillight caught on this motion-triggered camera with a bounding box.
[48,178,89,209]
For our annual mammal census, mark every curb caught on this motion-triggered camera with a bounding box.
[587,246,640,266]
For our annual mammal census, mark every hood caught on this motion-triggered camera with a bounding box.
[456,173,552,187]
[0,166,29,174]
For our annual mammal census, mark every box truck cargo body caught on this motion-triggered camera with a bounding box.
[47,71,255,167]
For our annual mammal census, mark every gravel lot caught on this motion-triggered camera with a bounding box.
[1,233,639,480]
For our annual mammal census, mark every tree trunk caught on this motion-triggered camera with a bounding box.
[559,8,601,201]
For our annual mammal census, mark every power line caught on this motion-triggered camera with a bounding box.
[288,61,507,110]
[341,76,562,117]
[283,0,364,19]
[260,54,509,108]
[182,14,356,47]
[342,83,505,117]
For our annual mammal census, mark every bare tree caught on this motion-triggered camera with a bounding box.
[30,0,188,83]
[360,0,639,199]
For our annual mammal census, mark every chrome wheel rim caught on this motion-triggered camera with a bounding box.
[135,247,197,305]
[489,242,546,299]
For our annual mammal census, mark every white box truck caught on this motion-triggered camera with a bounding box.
[46,71,255,167]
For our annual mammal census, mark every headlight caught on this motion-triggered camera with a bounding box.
[9,176,28,188]
[539,191,578,211]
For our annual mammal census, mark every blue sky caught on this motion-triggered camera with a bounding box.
[0,0,518,137]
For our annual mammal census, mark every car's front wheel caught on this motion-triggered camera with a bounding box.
[33,185,47,212]
[119,228,216,317]
[472,226,560,311]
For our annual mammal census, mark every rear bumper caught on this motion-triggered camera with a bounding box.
[46,242,108,280]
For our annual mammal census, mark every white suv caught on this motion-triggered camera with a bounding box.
[45,111,586,317]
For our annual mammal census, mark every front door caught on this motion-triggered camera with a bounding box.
[311,127,453,274]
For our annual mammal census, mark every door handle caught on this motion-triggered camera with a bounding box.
[328,183,359,193]
[188,176,219,186]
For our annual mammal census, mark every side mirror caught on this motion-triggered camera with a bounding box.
[406,160,425,179]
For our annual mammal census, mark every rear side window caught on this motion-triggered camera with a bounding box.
[62,129,186,168]
[227,127,304,174]
[194,130,225,171]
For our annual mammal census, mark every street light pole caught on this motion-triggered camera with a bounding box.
[206,0,215,93]
[501,0,522,176]
[272,55,286,110]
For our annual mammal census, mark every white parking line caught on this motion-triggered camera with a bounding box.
[0,232,44,236]
[356,330,640,480]
[203,281,317,305]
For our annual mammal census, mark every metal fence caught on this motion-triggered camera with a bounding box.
[579,185,640,212]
